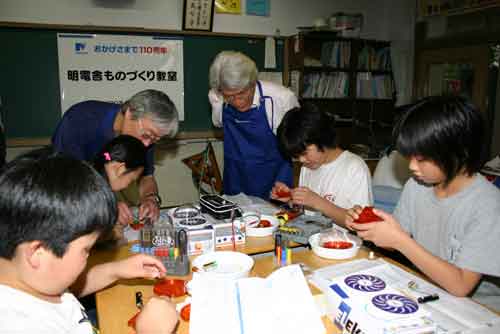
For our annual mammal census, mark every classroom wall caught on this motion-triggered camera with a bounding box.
[0,0,414,38]
[0,0,416,106]
[153,140,225,206]
[1,0,416,206]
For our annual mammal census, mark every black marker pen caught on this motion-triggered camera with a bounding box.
[417,293,439,304]
[178,229,187,262]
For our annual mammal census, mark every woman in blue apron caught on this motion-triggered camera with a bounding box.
[209,51,299,199]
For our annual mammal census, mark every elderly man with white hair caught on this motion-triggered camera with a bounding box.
[208,51,299,199]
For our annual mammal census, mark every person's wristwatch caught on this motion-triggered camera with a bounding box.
[143,193,162,207]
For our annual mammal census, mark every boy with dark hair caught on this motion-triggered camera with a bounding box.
[0,148,178,333]
[347,95,500,311]
[272,106,372,225]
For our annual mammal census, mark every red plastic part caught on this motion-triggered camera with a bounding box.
[129,221,144,230]
[153,279,186,297]
[276,189,291,198]
[355,206,382,224]
[276,208,302,221]
[180,304,191,322]
[256,220,272,228]
[322,241,353,249]
[127,311,140,329]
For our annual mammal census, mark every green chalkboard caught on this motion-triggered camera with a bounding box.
[0,27,284,140]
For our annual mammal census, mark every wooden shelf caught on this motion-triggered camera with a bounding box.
[285,32,397,153]
[418,0,500,18]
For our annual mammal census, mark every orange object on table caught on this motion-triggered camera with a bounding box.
[180,304,191,322]
[153,279,186,297]
[127,311,140,329]
[354,206,382,224]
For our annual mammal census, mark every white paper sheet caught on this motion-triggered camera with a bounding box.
[190,277,242,334]
[190,265,325,334]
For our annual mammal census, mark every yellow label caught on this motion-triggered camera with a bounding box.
[215,0,241,14]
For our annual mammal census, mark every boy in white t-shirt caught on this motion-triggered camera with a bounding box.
[0,148,178,334]
[271,106,372,226]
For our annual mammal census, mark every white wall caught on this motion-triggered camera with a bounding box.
[153,140,224,206]
[0,0,183,30]
[0,0,414,38]
[384,0,416,106]
[2,0,416,205]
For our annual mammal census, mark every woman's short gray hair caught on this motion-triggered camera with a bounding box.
[209,51,258,92]
[122,89,179,137]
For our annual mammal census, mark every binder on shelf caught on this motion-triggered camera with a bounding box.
[358,45,392,71]
[320,41,351,68]
[302,72,349,98]
[356,73,394,99]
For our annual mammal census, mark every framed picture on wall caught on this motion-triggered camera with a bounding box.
[183,0,215,32]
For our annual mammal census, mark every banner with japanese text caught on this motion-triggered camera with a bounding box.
[57,33,184,120]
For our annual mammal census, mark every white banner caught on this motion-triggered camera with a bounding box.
[57,33,184,120]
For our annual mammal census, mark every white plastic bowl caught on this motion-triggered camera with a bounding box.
[309,232,362,260]
[192,251,254,280]
[245,214,279,237]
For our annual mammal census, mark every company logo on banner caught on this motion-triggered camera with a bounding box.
[75,42,88,54]
[57,33,184,120]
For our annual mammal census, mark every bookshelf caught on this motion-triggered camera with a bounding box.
[285,31,397,157]
[417,0,500,18]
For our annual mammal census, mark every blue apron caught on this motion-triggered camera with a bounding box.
[222,81,293,199]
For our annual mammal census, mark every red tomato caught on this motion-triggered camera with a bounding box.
[355,206,382,224]
[127,311,140,329]
[322,241,353,249]
[153,279,186,297]
[257,220,272,228]
[180,304,191,322]
[276,189,291,198]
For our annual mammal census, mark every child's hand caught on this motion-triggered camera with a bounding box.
[139,198,160,222]
[270,182,292,202]
[349,208,407,249]
[344,205,364,230]
[114,254,167,280]
[117,201,134,226]
[290,186,321,208]
[136,296,178,334]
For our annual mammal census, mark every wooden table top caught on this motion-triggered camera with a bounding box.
[93,242,377,334]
